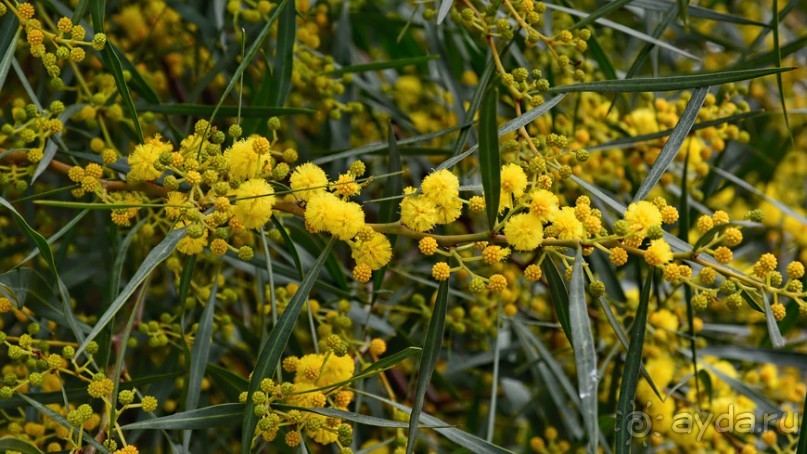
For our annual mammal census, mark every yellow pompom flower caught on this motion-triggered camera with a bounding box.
[164,191,189,219]
[421,169,460,207]
[499,163,528,212]
[400,194,439,232]
[294,354,355,387]
[351,231,392,270]
[305,192,339,233]
[504,213,544,251]
[324,199,365,240]
[433,197,463,225]
[290,163,329,201]
[645,239,673,266]
[127,137,171,182]
[550,207,584,240]
[529,189,559,222]
[232,179,275,230]
[176,223,208,255]
[225,137,272,181]
[624,201,662,235]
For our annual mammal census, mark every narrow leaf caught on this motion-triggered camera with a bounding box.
[275,405,443,428]
[0,438,43,454]
[17,393,108,452]
[269,0,296,107]
[90,1,143,142]
[0,18,20,95]
[633,86,709,202]
[436,0,453,24]
[547,67,792,94]
[479,86,501,231]
[572,0,635,29]
[541,258,572,340]
[358,346,421,376]
[615,270,653,453]
[122,403,244,430]
[139,103,314,117]
[569,248,598,454]
[407,279,450,454]
[183,267,220,450]
[763,293,785,348]
[77,228,187,356]
[327,55,438,76]
[241,237,336,454]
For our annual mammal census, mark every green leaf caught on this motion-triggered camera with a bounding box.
[17,393,108,452]
[139,103,314,117]
[1,197,84,343]
[19,209,89,264]
[90,1,144,142]
[379,124,403,225]
[407,279,450,454]
[479,86,501,231]
[711,167,807,225]
[76,228,187,356]
[0,437,43,454]
[275,405,443,428]
[541,258,572,341]
[206,364,248,401]
[632,0,766,26]
[183,266,221,450]
[271,215,303,278]
[569,248,598,454]
[122,403,244,430]
[111,44,160,104]
[268,0,296,107]
[547,67,793,94]
[327,55,438,76]
[633,86,709,202]
[358,346,422,376]
[365,393,515,454]
[438,95,565,171]
[571,0,635,30]
[241,237,336,454]
[204,0,288,129]
[700,345,807,369]
[0,16,20,95]
[615,269,653,453]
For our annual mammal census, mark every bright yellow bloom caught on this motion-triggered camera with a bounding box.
[176,224,208,255]
[290,163,329,201]
[434,197,463,225]
[550,207,584,240]
[294,354,355,387]
[624,201,662,235]
[232,179,275,230]
[422,169,459,207]
[626,107,659,135]
[400,194,438,232]
[127,137,171,182]
[529,189,559,222]
[645,239,673,266]
[504,213,544,251]
[305,192,339,233]
[499,163,528,212]
[225,137,272,181]
[351,231,392,270]
[324,199,365,240]
[164,191,189,219]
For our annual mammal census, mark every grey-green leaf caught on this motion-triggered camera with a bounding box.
[569,248,598,454]
[407,279,450,454]
[479,86,501,231]
[77,228,187,356]
[122,403,244,430]
[633,86,709,202]
[241,237,336,454]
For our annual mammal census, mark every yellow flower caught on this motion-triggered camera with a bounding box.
[645,239,673,266]
[499,163,528,212]
[294,354,355,387]
[305,192,338,233]
[351,231,392,270]
[504,213,544,251]
[176,223,208,255]
[164,191,189,219]
[626,107,659,135]
[306,413,339,444]
[624,201,662,234]
[324,199,365,240]
[400,194,438,232]
[225,137,271,181]
[290,163,329,201]
[529,189,559,222]
[550,207,584,240]
[421,169,459,207]
[434,197,463,225]
[232,179,275,230]
[127,137,171,182]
